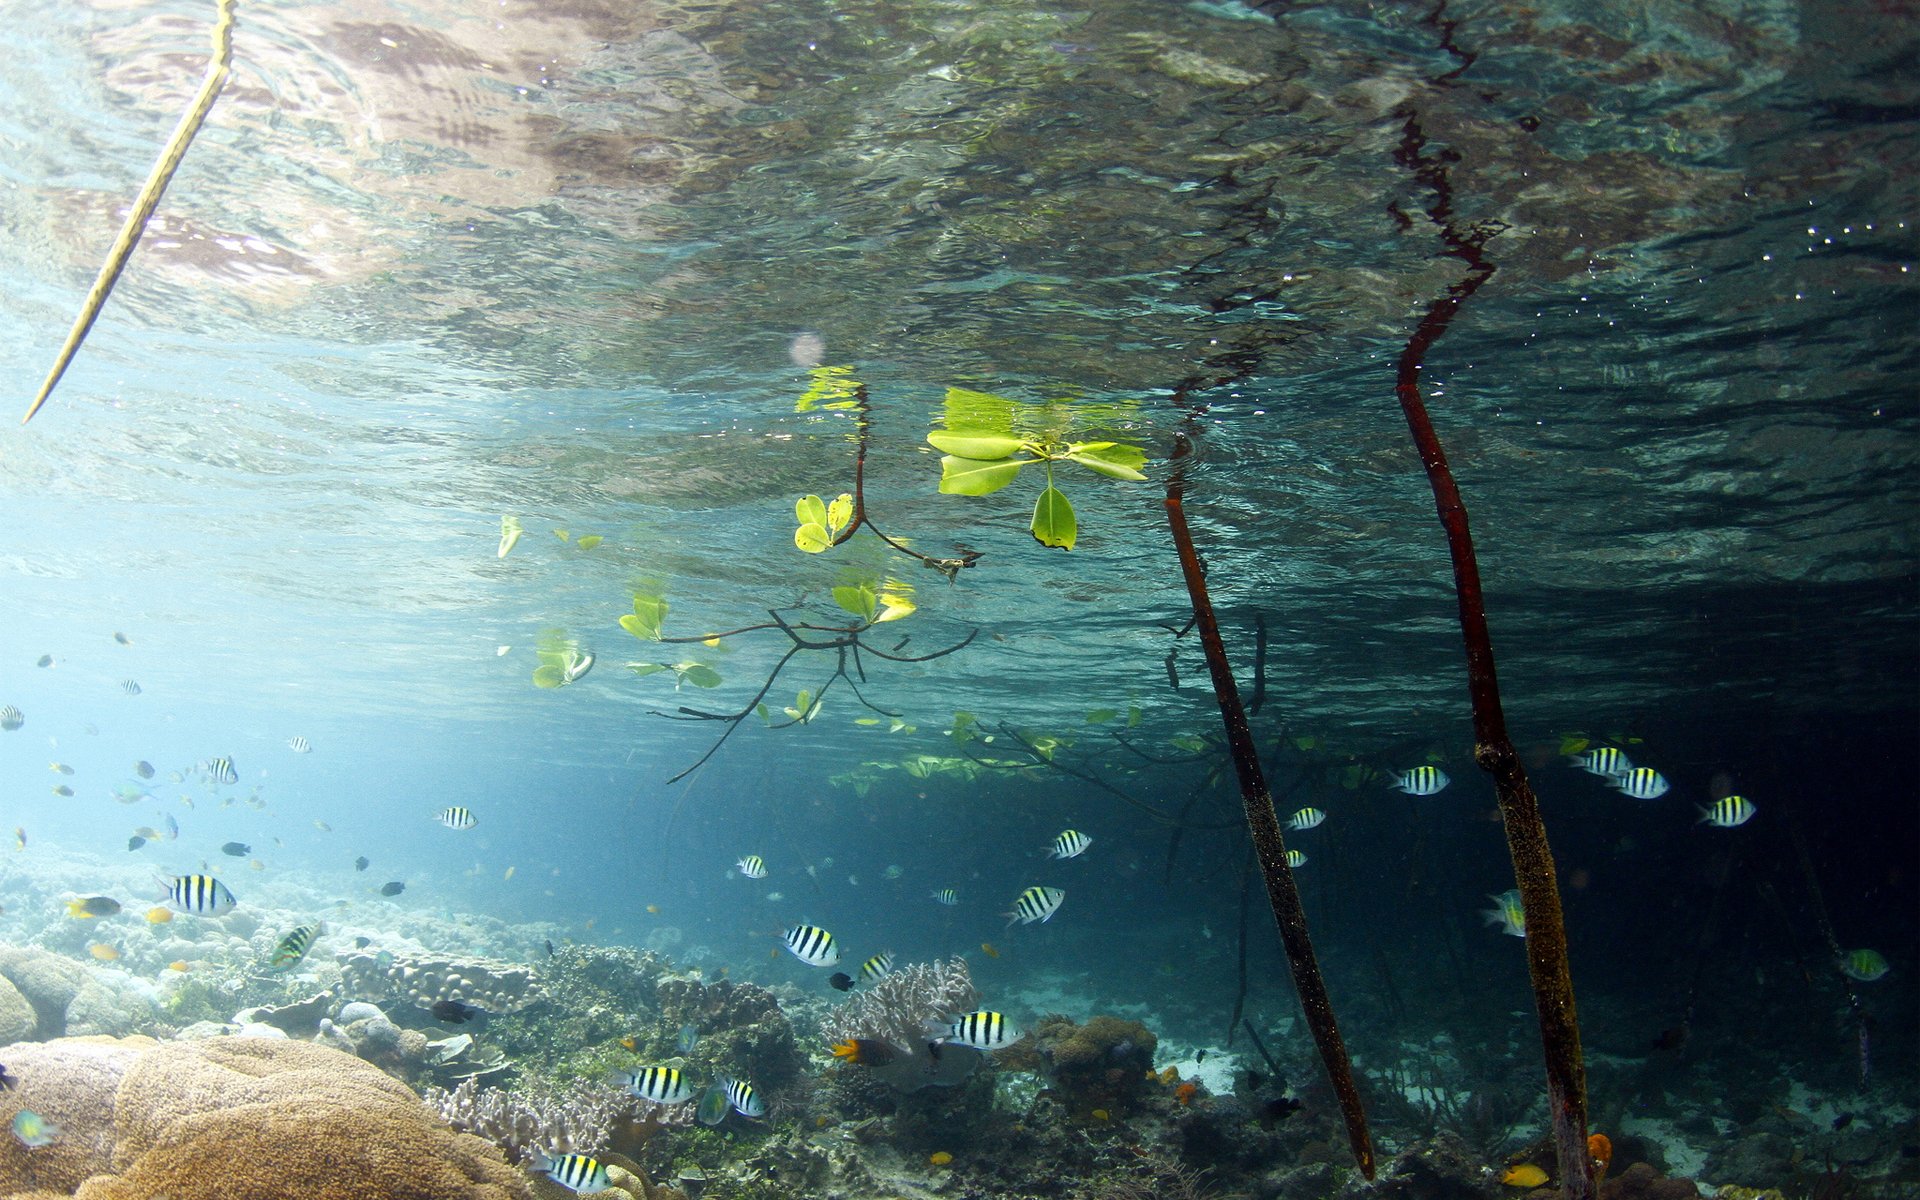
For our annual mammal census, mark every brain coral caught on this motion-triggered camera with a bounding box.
[0,1036,155,1194]
[0,1037,533,1200]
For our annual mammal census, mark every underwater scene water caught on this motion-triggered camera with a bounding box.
[0,0,1914,1198]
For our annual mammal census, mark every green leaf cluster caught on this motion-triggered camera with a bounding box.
[625,661,723,689]
[533,629,593,689]
[927,388,1149,550]
[619,591,668,641]
[794,493,854,554]
[831,578,915,624]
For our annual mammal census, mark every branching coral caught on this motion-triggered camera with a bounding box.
[424,1076,639,1161]
[818,958,981,1092]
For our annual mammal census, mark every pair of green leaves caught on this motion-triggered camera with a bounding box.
[619,592,668,642]
[927,388,1149,550]
[625,661,722,689]
[794,493,854,554]
[757,689,822,724]
[532,630,593,689]
[831,580,915,625]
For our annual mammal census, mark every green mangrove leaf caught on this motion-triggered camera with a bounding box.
[624,662,671,679]
[1127,705,1143,728]
[833,584,877,621]
[783,689,820,723]
[927,430,1027,459]
[1085,708,1116,724]
[497,515,523,559]
[621,593,668,641]
[904,758,930,779]
[938,454,1027,496]
[794,522,832,553]
[796,495,828,528]
[874,591,916,623]
[889,719,913,734]
[1066,441,1150,481]
[576,535,603,550]
[755,702,771,722]
[855,717,882,726]
[678,664,723,689]
[826,493,854,532]
[1031,485,1077,549]
[1172,734,1207,753]
[532,664,566,689]
[553,529,571,543]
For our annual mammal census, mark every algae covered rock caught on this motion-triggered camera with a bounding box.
[0,1035,535,1200]
[0,974,36,1044]
[0,947,89,1038]
[1026,1013,1159,1116]
[0,1036,155,1194]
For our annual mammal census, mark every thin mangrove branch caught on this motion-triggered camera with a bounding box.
[826,383,982,576]
[1391,99,1590,1200]
[1165,439,1374,1179]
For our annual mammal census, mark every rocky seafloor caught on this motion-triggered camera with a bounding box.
[0,854,1911,1200]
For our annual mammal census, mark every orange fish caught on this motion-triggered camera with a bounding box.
[830,1038,897,1068]
[929,1152,953,1166]
[144,907,173,925]
[980,942,1001,959]
[88,943,121,961]
[166,961,190,972]
[619,1036,638,1051]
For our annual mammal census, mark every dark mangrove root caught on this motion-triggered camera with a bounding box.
[1391,104,1591,1200]
[1165,450,1375,1179]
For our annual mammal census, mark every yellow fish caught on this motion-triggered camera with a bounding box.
[249,859,265,871]
[980,942,1001,959]
[1500,1165,1550,1188]
[144,907,173,925]
[503,866,515,881]
[166,960,190,972]
[88,943,121,961]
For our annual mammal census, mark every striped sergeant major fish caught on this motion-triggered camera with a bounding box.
[530,1149,609,1194]
[0,706,21,731]
[121,679,142,696]
[721,1077,764,1118]
[287,736,312,754]
[1391,765,1448,796]
[435,806,477,830]
[935,1010,1021,1052]
[1285,849,1306,868]
[1610,767,1670,800]
[1568,746,1632,778]
[1285,807,1325,831]
[203,756,238,786]
[930,888,959,906]
[1006,885,1064,926]
[859,952,895,982]
[1047,829,1092,859]
[735,854,767,879]
[1698,795,1756,827]
[782,923,840,966]
[161,874,235,916]
[620,1065,696,1105]
[269,923,321,969]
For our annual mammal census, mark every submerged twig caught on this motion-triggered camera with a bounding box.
[1165,437,1375,1179]
[25,0,238,424]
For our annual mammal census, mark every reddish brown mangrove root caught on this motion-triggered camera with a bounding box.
[1165,451,1375,1180]
[1392,105,1593,1200]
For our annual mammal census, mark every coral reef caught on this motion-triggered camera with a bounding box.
[1599,1163,1700,1200]
[425,1074,643,1161]
[1021,1014,1159,1117]
[818,957,981,1092]
[338,950,543,1014]
[0,1036,538,1199]
[0,947,90,1039]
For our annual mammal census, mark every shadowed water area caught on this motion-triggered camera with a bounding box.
[0,0,1913,1197]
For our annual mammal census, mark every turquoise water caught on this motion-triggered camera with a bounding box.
[0,0,1914,1193]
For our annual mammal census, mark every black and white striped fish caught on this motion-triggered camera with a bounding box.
[203,756,238,786]
[531,1150,610,1194]
[1286,849,1307,868]
[1006,885,1065,926]
[735,854,767,879]
[1568,747,1632,778]
[0,706,21,732]
[1391,766,1449,796]
[1286,807,1325,831]
[1698,795,1756,827]
[930,888,959,906]
[937,1010,1020,1051]
[162,874,235,916]
[287,736,312,754]
[782,923,840,966]
[1610,767,1670,800]
[859,952,895,982]
[435,806,477,831]
[621,1065,696,1105]
[1047,829,1092,859]
[121,679,142,696]
[720,1077,764,1118]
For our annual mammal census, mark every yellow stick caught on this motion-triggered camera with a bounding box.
[22,0,238,424]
